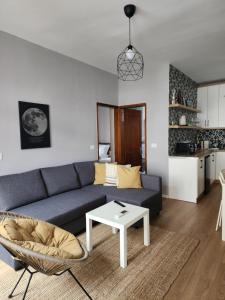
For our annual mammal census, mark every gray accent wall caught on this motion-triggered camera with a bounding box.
[0,31,118,176]
[118,61,169,194]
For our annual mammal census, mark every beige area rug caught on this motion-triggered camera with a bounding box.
[0,225,199,300]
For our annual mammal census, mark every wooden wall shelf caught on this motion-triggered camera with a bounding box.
[169,104,201,113]
[169,125,202,129]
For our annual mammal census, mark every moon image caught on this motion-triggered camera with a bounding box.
[22,108,48,136]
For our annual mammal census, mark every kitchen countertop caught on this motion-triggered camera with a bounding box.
[170,149,225,158]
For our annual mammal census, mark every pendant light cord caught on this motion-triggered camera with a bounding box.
[129,18,131,45]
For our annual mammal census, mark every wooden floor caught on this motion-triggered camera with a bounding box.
[152,182,225,300]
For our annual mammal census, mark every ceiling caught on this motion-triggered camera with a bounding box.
[0,0,225,82]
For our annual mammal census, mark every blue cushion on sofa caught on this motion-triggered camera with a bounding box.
[0,170,47,211]
[74,161,95,187]
[41,164,80,196]
[82,184,159,207]
[12,189,106,226]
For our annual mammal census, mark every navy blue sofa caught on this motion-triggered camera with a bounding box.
[0,161,162,270]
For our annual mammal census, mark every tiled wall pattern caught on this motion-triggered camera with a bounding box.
[169,129,198,155]
[198,130,225,149]
[169,65,197,107]
[169,65,198,155]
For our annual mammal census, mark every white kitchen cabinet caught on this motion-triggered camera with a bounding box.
[169,157,205,203]
[207,85,219,128]
[197,85,221,128]
[216,151,225,179]
[209,153,216,184]
[198,157,205,195]
[219,84,225,127]
[197,87,208,128]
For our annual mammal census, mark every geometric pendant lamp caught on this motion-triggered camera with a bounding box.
[117,4,144,81]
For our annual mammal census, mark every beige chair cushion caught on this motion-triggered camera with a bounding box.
[117,166,142,189]
[0,218,83,259]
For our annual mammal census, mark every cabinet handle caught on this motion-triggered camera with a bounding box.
[204,120,206,127]
[207,120,209,127]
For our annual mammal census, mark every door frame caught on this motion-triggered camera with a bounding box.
[96,102,147,171]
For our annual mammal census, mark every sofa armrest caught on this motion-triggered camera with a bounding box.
[141,174,162,193]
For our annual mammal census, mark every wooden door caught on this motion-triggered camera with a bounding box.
[123,108,142,166]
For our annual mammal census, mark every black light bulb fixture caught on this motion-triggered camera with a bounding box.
[117,4,144,81]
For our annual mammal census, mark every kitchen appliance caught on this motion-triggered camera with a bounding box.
[175,142,197,155]
[203,140,209,149]
[179,115,187,126]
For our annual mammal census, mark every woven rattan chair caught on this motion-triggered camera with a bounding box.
[0,211,92,300]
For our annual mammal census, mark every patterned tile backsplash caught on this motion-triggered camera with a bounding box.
[169,65,197,107]
[169,65,198,155]
[169,65,225,154]
[198,130,225,149]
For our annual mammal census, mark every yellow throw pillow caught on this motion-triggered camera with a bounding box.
[94,163,106,185]
[117,166,142,189]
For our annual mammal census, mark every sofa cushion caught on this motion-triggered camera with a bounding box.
[117,165,141,189]
[94,163,106,185]
[82,185,159,207]
[0,170,47,211]
[41,164,80,196]
[74,161,95,187]
[12,189,106,226]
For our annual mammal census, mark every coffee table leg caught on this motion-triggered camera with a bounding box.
[112,227,118,234]
[143,213,150,246]
[86,217,93,252]
[120,227,127,268]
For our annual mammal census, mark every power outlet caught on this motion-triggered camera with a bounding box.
[90,145,95,151]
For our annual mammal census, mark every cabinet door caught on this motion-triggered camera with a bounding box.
[209,153,216,183]
[219,84,225,127]
[198,158,205,195]
[216,152,225,179]
[207,85,219,128]
[197,87,208,128]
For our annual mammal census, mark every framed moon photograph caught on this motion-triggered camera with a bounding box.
[18,101,51,149]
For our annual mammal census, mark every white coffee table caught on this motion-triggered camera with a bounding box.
[86,201,150,268]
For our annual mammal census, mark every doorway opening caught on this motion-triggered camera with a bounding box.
[115,103,147,173]
[97,103,117,163]
[97,102,147,173]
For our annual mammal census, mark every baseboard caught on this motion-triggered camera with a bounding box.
[162,194,170,198]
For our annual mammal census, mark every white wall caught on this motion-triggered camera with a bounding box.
[0,31,118,175]
[119,61,169,194]
[98,106,111,143]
